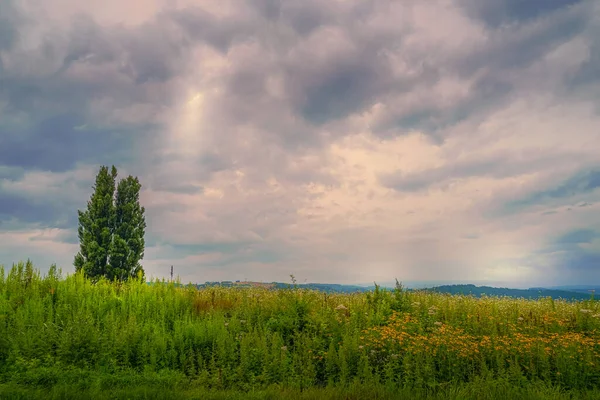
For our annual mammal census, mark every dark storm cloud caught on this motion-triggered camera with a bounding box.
[455,4,587,75]
[0,11,190,172]
[1,18,184,114]
[561,251,600,275]
[504,169,600,212]
[302,65,374,124]
[380,153,586,193]
[0,3,269,177]
[383,2,591,136]
[0,114,138,172]
[282,41,440,130]
[0,190,78,229]
[299,59,392,125]
[261,0,589,137]
[532,228,600,280]
[460,0,585,28]
[375,75,514,137]
[0,0,20,51]
[168,6,259,52]
[569,3,600,91]
[2,0,590,175]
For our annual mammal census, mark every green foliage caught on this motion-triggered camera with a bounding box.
[74,165,146,281]
[1,261,600,398]
[427,284,595,301]
[110,176,146,281]
[3,379,599,400]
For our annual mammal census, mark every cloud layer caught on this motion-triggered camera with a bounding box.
[1,0,599,287]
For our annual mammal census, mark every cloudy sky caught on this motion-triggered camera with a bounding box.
[1,0,599,288]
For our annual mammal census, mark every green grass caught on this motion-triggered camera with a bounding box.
[1,260,599,399]
[2,378,600,400]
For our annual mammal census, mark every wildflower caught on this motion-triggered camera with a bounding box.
[335,304,348,311]
[240,319,247,324]
[358,345,364,350]
[224,322,229,327]
[517,317,524,321]
[281,346,287,351]
[434,321,443,326]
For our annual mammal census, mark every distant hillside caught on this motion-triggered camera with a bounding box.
[197,281,374,293]
[423,284,595,301]
[541,285,600,295]
[148,280,597,300]
[271,282,374,293]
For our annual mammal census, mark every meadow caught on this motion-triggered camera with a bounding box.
[1,260,599,399]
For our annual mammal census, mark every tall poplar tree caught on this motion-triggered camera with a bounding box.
[109,176,146,281]
[74,165,146,281]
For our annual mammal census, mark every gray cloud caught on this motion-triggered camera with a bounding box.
[527,228,600,282]
[460,0,585,28]
[456,3,588,75]
[380,152,590,193]
[0,115,139,172]
[555,228,599,244]
[0,190,77,229]
[0,0,21,52]
[503,169,600,212]
[1,0,599,285]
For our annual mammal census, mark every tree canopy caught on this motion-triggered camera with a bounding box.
[74,165,146,281]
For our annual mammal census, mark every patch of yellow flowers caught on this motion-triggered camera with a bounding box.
[361,311,600,364]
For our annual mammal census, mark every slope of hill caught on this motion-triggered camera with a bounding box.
[423,284,595,301]
[151,280,596,300]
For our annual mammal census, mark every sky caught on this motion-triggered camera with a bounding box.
[1,0,599,288]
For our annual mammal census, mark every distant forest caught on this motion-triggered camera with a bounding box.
[169,281,597,301]
[422,284,595,301]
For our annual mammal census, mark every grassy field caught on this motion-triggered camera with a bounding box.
[1,260,599,399]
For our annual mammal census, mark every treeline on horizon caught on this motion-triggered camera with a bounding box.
[155,279,597,301]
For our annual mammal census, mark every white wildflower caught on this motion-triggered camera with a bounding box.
[434,321,443,326]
